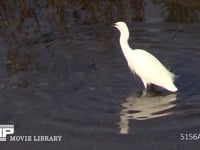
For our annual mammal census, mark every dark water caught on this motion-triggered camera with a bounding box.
[0,1,200,149]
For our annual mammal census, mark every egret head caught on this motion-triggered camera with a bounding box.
[114,21,129,42]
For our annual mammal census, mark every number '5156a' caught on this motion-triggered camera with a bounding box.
[180,133,200,140]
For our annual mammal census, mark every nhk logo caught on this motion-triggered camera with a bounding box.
[0,125,14,141]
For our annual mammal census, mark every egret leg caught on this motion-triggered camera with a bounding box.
[142,88,147,96]
[141,79,147,88]
[141,79,148,96]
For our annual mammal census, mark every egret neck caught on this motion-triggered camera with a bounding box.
[119,27,132,61]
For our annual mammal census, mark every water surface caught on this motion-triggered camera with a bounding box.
[0,0,200,149]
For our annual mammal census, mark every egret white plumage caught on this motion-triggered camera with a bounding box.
[114,21,178,92]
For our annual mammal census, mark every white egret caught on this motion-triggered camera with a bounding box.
[114,21,178,92]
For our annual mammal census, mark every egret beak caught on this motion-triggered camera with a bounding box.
[112,23,117,28]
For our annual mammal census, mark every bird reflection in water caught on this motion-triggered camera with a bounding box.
[119,89,177,134]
